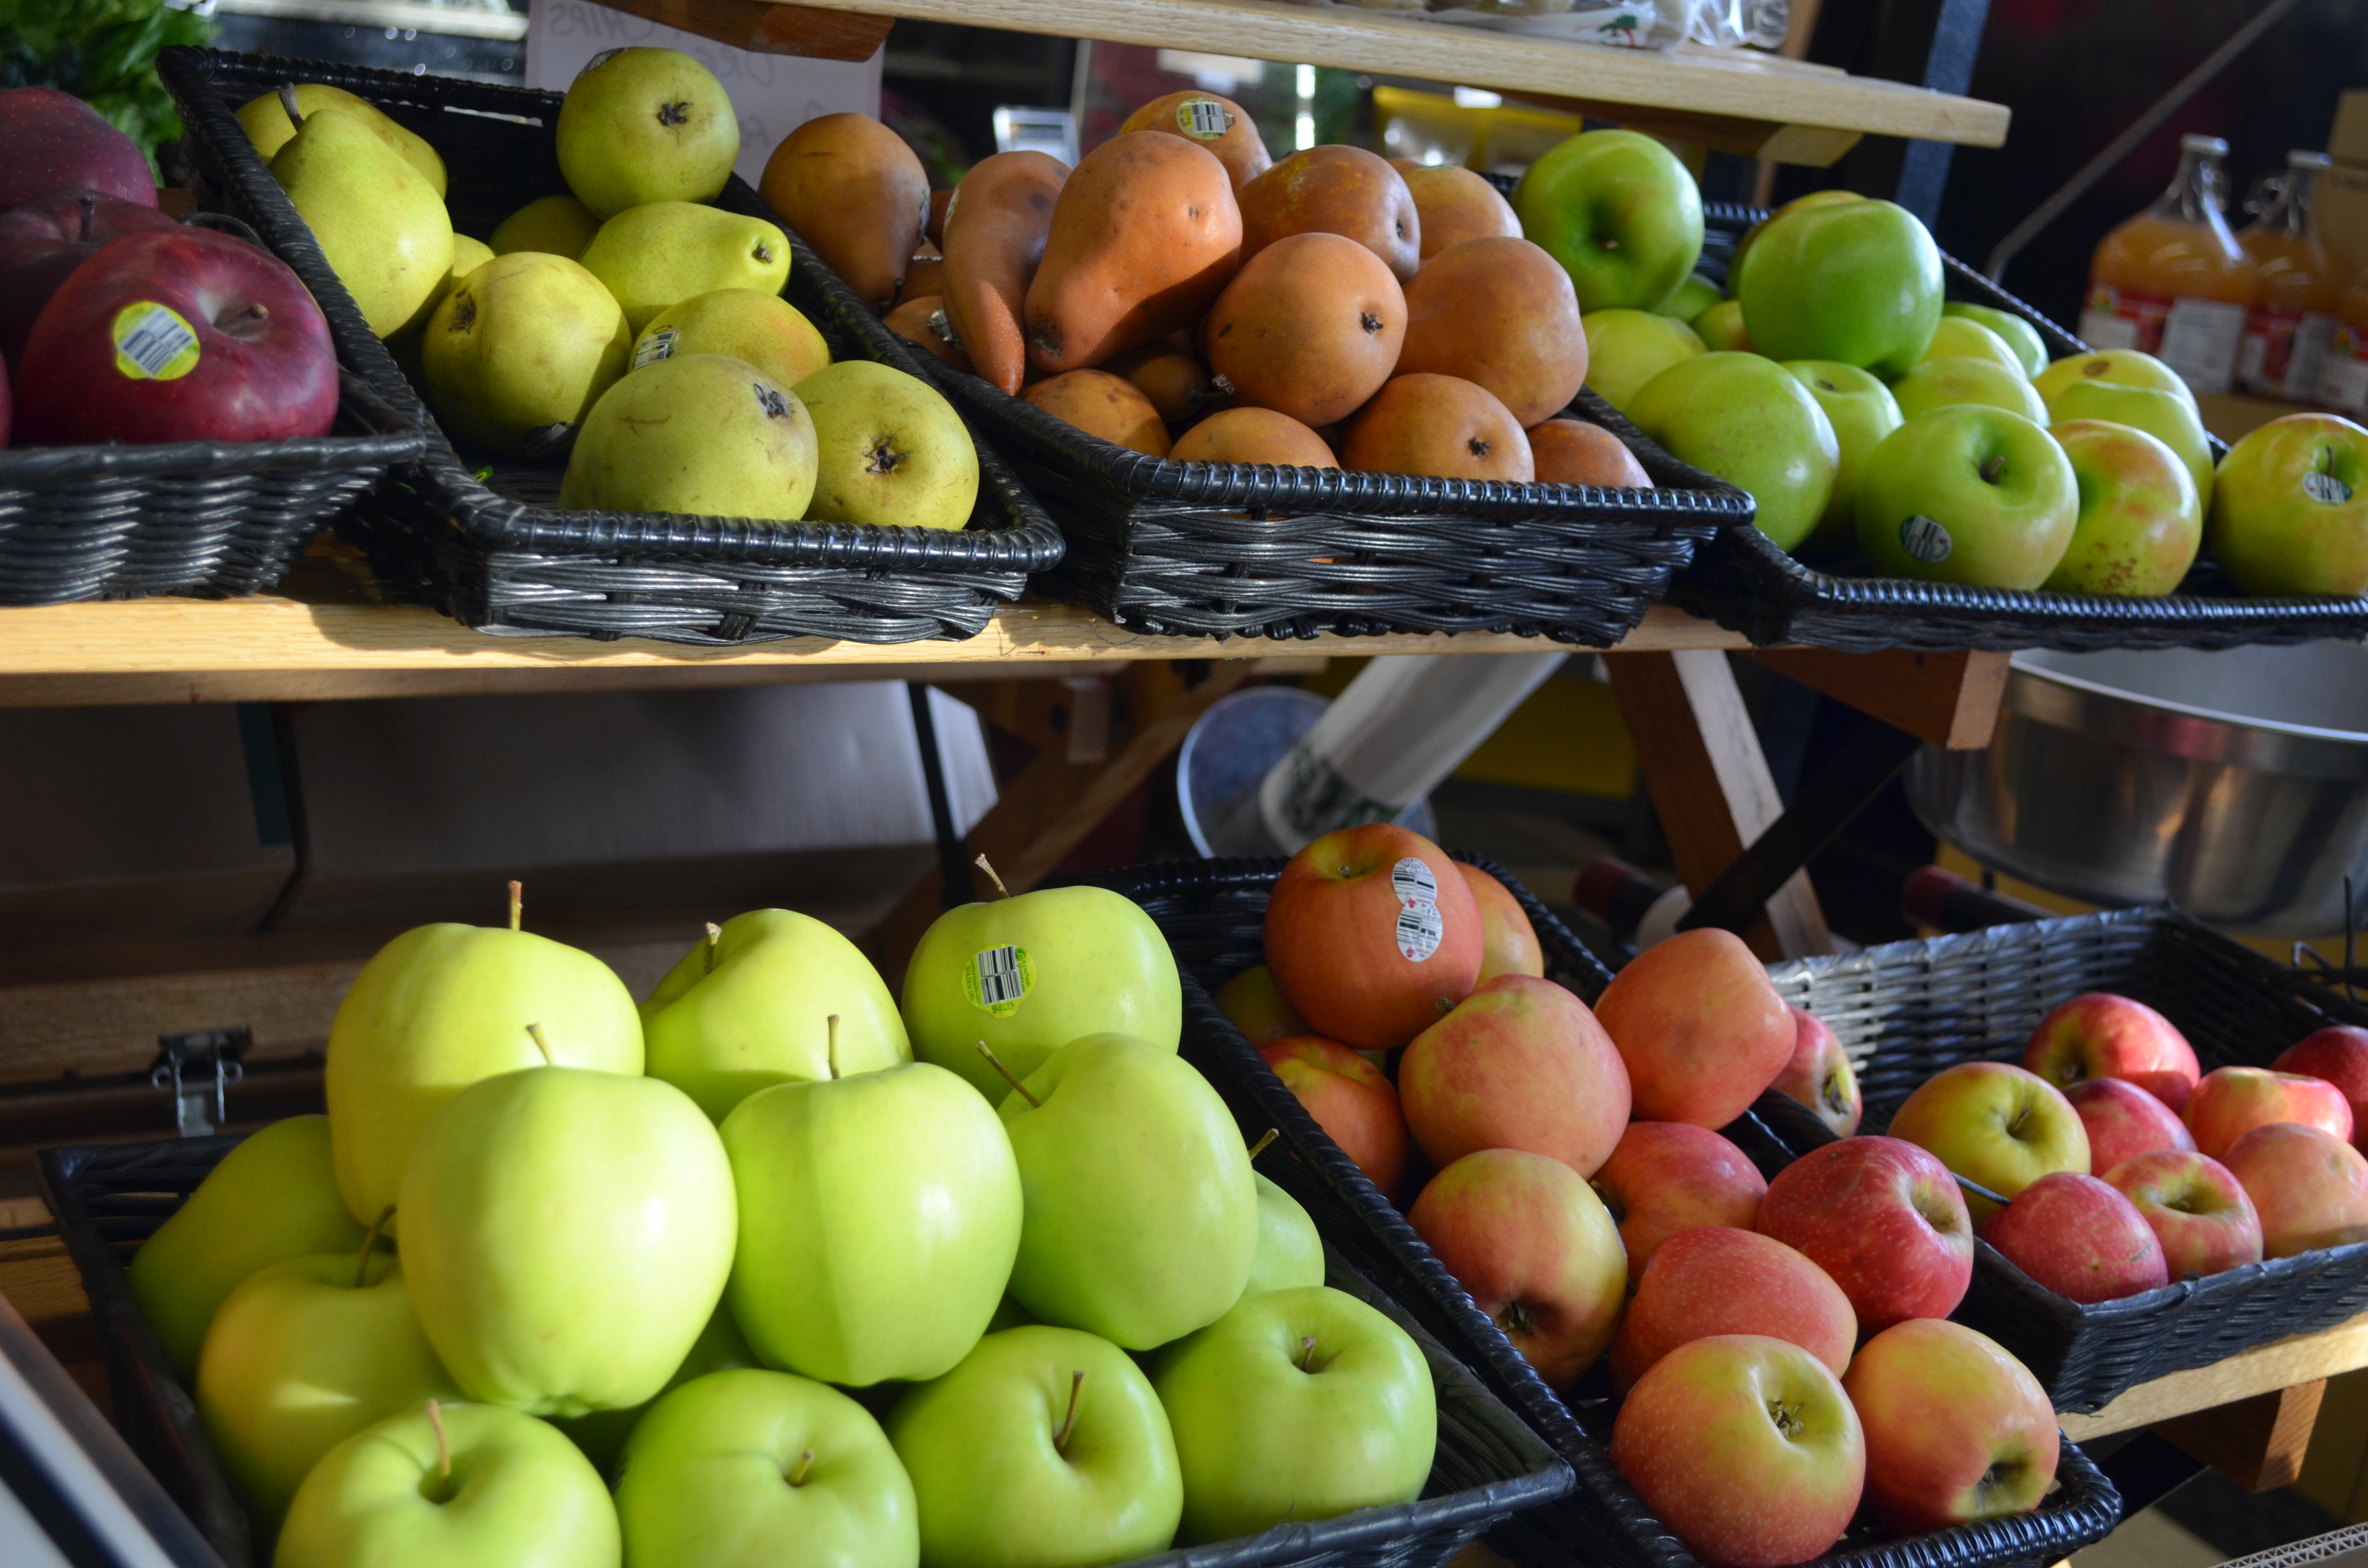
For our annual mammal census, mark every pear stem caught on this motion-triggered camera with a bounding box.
[1298,1335,1320,1372]
[426,1399,451,1482]
[974,854,1011,899]
[787,1448,815,1486]
[507,880,523,932]
[703,922,722,973]
[974,1041,1038,1107]
[354,1205,394,1290]
[1247,1128,1279,1161]
[1053,1369,1085,1456]
[826,1014,841,1081]
[526,1023,553,1066]
[276,84,303,129]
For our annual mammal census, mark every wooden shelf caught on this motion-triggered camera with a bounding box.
[2060,1309,2368,1440]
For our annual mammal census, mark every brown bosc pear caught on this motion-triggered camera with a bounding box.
[1024,132,1243,376]
[757,113,929,313]
[884,295,977,375]
[940,150,1069,394]
[1116,91,1271,190]
[1238,145,1420,282]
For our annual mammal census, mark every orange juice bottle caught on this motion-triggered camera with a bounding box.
[2080,134,2260,395]
[2318,266,2368,414]
[2238,150,2341,400]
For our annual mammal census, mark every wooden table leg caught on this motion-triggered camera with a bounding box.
[2155,1380,2328,1492]
[1749,648,2011,750]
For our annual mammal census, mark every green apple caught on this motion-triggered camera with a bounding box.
[1854,406,2079,589]
[555,1303,754,1477]
[2033,348,2197,414]
[1944,303,2048,378]
[1693,299,1751,353]
[129,1115,364,1377]
[1736,198,1942,377]
[1152,1286,1436,1542]
[1888,357,2048,424]
[2045,379,2214,513]
[326,917,642,1227]
[1000,1035,1257,1350]
[2209,412,2368,595]
[1783,361,1903,555]
[2044,419,2202,596]
[1659,274,1722,323]
[723,1060,1022,1386]
[887,1325,1182,1568]
[275,1402,618,1568]
[196,1245,456,1531]
[1512,130,1705,312]
[1580,309,1705,415]
[617,1369,918,1568]
[1246,1174,1324,1296]
[641,908,911,1123]
[1918,316,2025,377]
[1730,190,1863,281]
[399,1065,737,1417]
[900,885,1181,1102]
[1628,352,1839,551]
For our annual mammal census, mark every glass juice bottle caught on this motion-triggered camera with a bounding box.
[2238,150,2341,400]
[2081,134,2260,396]
[2318,265,2368,414]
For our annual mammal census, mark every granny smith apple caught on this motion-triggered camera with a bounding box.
[275,1402,618,1568]
[555,1303,755,1477]
[1855,406,2079,588]
[2046,378,2215,513]
[1628,352,1839,551]
[617,1369,918,1568]
[1246,1174,1324,1296]
[1000,1034,1257,1350]
[399,1065,737,1416]
[2034,348,2197,414]
[642,908,910,1123]
[1581,309,1705,415]
[2044,419,2202,596]
[1945,303,2048,378]
[1784,361,1903,555]
[1660,274,1722,323]
[1888,357,2049,424]
[723,1060,1022,1386]
[887,1325,1182,1568]
[1919,317,2026,376]
[2209,412,2368,595]
[1736,198,1942,377]
[130,1114,364,1377]
[901,885,1181,1102]
[1730,189,1863,280]
[1693,299,1751,353]
[1513,130,1705,311]
[327,917,642,1226]
[1152,1286,1436,1543]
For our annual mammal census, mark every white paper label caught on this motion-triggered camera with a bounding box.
[1899,515,1953,564]
[1390,857,1439,907]
[2306,469,2355,505]
[633,327,678,369]
[2319,354,2368,413]
[2156,297,2248,395]
[2076,310,2141,352]
[1394,901,1445,962]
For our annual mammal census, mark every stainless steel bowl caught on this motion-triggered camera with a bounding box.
[1905,642,2368,934]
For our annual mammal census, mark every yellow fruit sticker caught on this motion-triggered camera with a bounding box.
[111,301,200,382]
[1176,99,1234,139]
[964,943,1035,1017]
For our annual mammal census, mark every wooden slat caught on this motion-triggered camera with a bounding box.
[2061,1311,2368,1440]
[1510,92,1861,167]
[591,0,894,57]
[1749,647,2011,750]
[2156,1381,2328,1492]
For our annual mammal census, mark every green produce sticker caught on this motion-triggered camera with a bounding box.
[964,943,1034,1017]
[1899,514,1953,564]
[111,301,199,382]
[2305,469,2354,505]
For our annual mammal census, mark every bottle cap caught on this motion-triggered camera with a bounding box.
[2181,133,2232,157]
[2291,149,2334,169]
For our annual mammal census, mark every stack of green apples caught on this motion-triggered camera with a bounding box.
[125,878,1439,1568]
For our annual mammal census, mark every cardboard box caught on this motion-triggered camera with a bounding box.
[2314,157,2368,273]
[2332,90,2368,168]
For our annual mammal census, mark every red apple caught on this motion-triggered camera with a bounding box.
[1770,1007,1862,1137]
[1591,1121,1766,1275]
[1258,1035,1410,1200]
[1263,824,1483,1051]
[2102,1148,2262,1277]
[16,228,338,446]
[1977,1171,2169,1303]
[2275,1026,2368,1151]
[1887,1061,2089,1220]
[1757,1136,1974,1331]
[1397,974,1629,1177]
[0,87,158,212]
[1408,1147,1625,1388]
[1609,1226,1854,1394]
[1457,862,1544,982]
[1216,964,1310,1047]
[2066,1076,2194,1175]
[2222,1121,2368,1259]
[1842,1318,2059,1533]
[2024,992,2201,1111]
[1594,928,1793,1128]
[2184,1066,2355,1160]
[1611,1334,1865,1568]
[0,188,179,366]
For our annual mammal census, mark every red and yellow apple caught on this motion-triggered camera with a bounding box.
[1609,1226,1854,1395]
[2184,1066,2354,1160]
[2065,1076,2193,1175]
[1263,825,1482,1051]
[1976,1171,2168,1303]
[1842,1318,2058,1534]
[2042,418,2203,596]
[2208,411,2368,597]
[2023,992,2200,1111]
[1591,1121,1766,1274]
[2223,1121,2368,1258]
[1397,974,1630,1177]
[1593,928,1793,1128]
[1770,1007,1862,1137]
[2275,1026,2368,1151]
[1456,863,1543,983]
[1756,1136,1974,1331]
[2102,1149,2262,1276]
[1888,1061,2089,1219]
[1216,965,1310,1047]
[1258,1036,1411,1200]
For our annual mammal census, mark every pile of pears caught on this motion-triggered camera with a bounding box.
[244,52,981,529]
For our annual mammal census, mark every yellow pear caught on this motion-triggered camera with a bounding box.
[389,233,493,382]
[555,47,739,217]
[492,195,602,261]
[795,360,978,530]
[579,202,791,332]
[240,83,446,196]
[562,353,819,520]
[630,289,830,389]
[422,252,633,457]
[270,102,454,338]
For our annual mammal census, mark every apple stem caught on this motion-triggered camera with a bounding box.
[974,854,1011,899]
[526,1023,553,1066]
[1053,1369,1085,1455]
[354,1205,394,1290]
[787,1448,815,1486]
[826,1014,841,1080]
[277,84,304,129]
[426,1398,451,1483]
[1246,1127,1279,1161]
[75,191,97,243]
[1298,1335,1319,1372]
[974,1041,1039,1107]
[1979,454,2007,485]
[508,879,523,932]
[703,922,722,973]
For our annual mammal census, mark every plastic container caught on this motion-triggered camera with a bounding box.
[2080,134,2260,397]
[2237,151,2342,401]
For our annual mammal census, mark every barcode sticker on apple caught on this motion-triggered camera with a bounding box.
[1389,858,1438,907]
[1395,901,1445,963]
[963,944,1035,1017]
[633,328,678,370]
[111,302,200,382]
[1899,515,1953,564]
[1177,99,1234,138]
[2305,469,2354,505]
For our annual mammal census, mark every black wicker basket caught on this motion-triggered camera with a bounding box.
[1662,201,2368,652]
[1087,855,2122,1568]
[38,1139,1571,1568]
[154,47,1065,645]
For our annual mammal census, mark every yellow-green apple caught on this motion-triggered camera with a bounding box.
[2102,1149,2262,1276]
[2043,420,2203,595]
[2276,1026,2368,1149]
[129,1115,364,1377]
[722,1060,1023,1386]
[1259,1036,1410,1199]
[1854,406,2079,589]
[1610,1335,1865,1568]
[2184,1066,2354,1158]
[641,908,910,1122]
[1887,1062,2089,1218]
[1888,357,2049,423]
[2223,1121,2368,1257]
[1458,862,1543,982]
[1628,352,1839,551]
[1246,1174,1324,1295]
[901,885,1182,1101]
[2065,1076,2194,1174]
[1976,1171,2169,1303]
[1408,1149,1624,1388]
[1918,316,2026,376]
[1592,927,1794,1128]
[1397,974,1630,1176]
[1152,1286,1436,1543]
[615,1369,918,1568]
[886,1325,1182,1568]
[1944,303,2049,378]
[1000,1035,1257,1349]
[1783,361,1902,556]
[274,1402,618,1568]
[398,1065,737,1416]
[1608,1227,1854,1395]
[1730,191,1864,280]
[1660,274,1722,323]
[2045,380,2214,510]
[1581,308,1705,414]
[2024,992,2201,1111]
[2034,348,2198,412]
[1842,1319,2058,1533]
[1734,197,1941,378]
[1693,299,1751,353]
[1512,130,1704,311]
[1262,825,1482,1052]
[1756,1137,1974,1330]
[1590,1121,1766,1274]
[2209,412,2368,595]
[1771,1006,1862,1137]
[554,1303,754,1476]
[1216,965,1309,1046]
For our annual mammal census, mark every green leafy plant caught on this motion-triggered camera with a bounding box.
[0,0,216,173]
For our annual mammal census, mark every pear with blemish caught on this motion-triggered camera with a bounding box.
[422,251,631,458]
[759,113,930,314]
